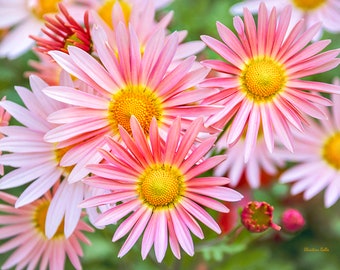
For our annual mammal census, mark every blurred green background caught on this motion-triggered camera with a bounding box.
[1,0,340,269]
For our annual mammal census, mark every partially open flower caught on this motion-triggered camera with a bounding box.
[241,201,281,233]
[32,3,92,55]
[281,208,305,233]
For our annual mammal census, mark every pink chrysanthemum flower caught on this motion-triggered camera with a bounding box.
[43,22,219,183]
[279,89,340,208]
[0,0,93,59]
[0,190,93,270]
[31,3,92,55]
[80,117,243,262]
[230,0,340,40]
[200,3,340,161]
[0,97,11,175]
[95,0,174,29]
[92,0,205,63]
[0,75,97,238]
[213,133,284,189]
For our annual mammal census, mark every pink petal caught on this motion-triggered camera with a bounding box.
[113,206,151,242]
[184,155,227,179]
[95,199,140,227]
[154,211,168,262]
[181,198,221,233]
[117,207,152,258]
[169,208,194,256]
[43,86,109,109]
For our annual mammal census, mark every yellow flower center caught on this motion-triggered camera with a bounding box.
[240,57,286,103]
[97,0,132,28]
[138,164,185,209]
[108,85,163,135]
[54,145,74,176]
[322,132,340,170]
[29,0,61,20]
[292,0,327,11]
[33,200,64,238]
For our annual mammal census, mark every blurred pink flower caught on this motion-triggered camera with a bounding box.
[43,22,219,182]
[0,190,93,270]
[200,3,340,162]
[80,117,243,262]
[0,97,10,175]
[279,89,340,208]
[0,74,97,238]
[230,0,340,40]
[213,133,284,188]
[0,0,93,59]
[92,0,205,61]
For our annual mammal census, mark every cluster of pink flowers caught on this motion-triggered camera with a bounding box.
[0,0,339,268]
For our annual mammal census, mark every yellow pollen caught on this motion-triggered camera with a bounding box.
[54,145,74,175]
[292,0,327,11]
[97,0,132,28]
[322,132,340,170]
[138,164,184,208]
[29,0,61,20]
[33,200,64,238]
[108,86,163,135]
[240,57,286,103]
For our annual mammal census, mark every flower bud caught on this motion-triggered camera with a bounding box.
[281,208,305,233]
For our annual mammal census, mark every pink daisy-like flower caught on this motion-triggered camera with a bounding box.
[31,3,92,55]
[279,89,340,208]
[200,3,340,161]
[230,0,340,40]
[0,74,97,238]
[92,0,205,63]
[0,97,10,176]
[80,116,243,262]
[213,133,284,189]
[0,190,93,270]
[43,22,219,183]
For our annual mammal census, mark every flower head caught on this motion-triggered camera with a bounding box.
[230,0,340,40]
[0,75,94,238]
[214,132,284,188]
[42,22,218,182]
[32,3,92,55]
[279,88,340,208]
[0,191,93,270]
[241,201,281,233]
[200,3,340,161]
[80,116,243,262]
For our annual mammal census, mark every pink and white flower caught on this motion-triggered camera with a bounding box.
[213,133,284,189]
[200,3,340,162]
[0,190,93,270]
[80,116,243,262]
[230,0,340,40]
[0,74,98,237]
[279,89,340,208]
[43,22,220,183]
